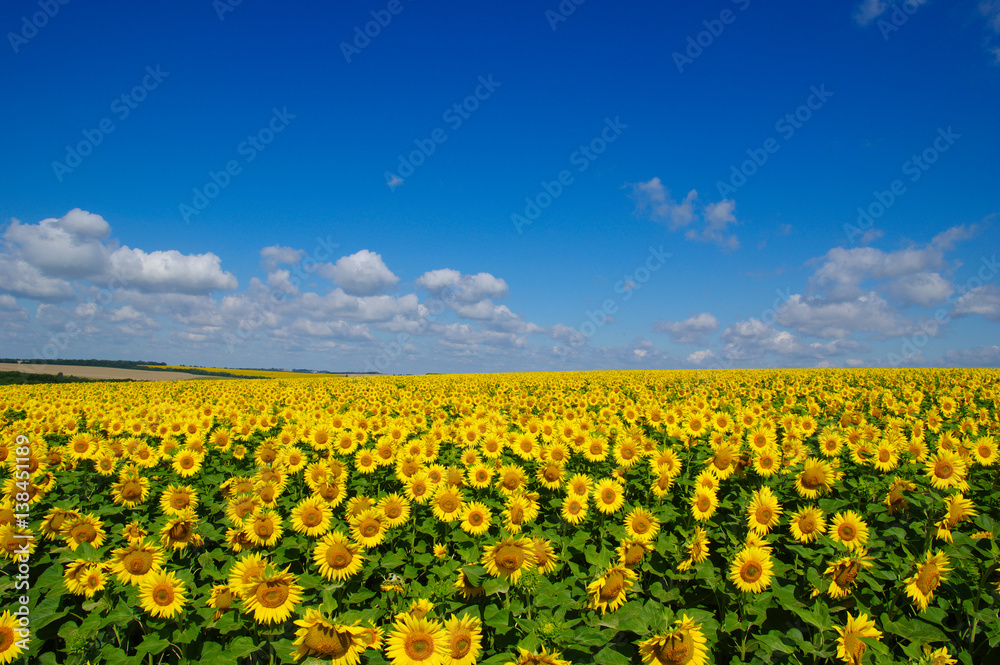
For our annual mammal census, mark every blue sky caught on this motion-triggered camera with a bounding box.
[1,0,999,373]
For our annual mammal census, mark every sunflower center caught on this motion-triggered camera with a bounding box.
[180,456,195,469]
[652,633,693,665]
[834,562,859,588]
[303,508,322,526]
[696,496,711,512]
[124,550,154,574]
[255,521,274,538]
[879,450,891,462]
[169,523,191,541]
[602,489,615,504]
[440,497,457,512]
[327,543,351,569]
[798,517,816,534]
[509,506,524,524]
[495,545,526,573]
[171,494,190,509]
[256,581,291,608]
[451,634,471,658]
[800,470,823,489]
[599,571,625,602]
[304,625,351,657]
[935,461,954,479]
[121,482,143,501]
[632,517,651,534]
[625,544,645,566]
[740,561,761,583]
[153,585,175,606]
[404,633,434,660]
[385,503,402,519]
[469,512,484,526]
[838,524,856,541]
[755,507,773,524]
[915,563,941,595]
[70,524,97,543]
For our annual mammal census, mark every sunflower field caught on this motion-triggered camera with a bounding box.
[1,368,999,665]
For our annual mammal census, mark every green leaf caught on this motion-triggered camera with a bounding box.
[593,644,632,665]
[227,636,263,658]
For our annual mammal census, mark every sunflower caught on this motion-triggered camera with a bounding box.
[618,538,654,569]
[290,497,332,537]
[884,477,916,515]
[244,507,284,548]
[313,531,364,581]
[62,513,106,551]
[207,584,236,620]
[637,614,709,665]
[110,539,164,585]
[824,552,873,599]
[226,495,261,525]
[729,546,773,593]
[139,569,187,619]
[677,527,709,572]
[794,458,835,498]
[228,553,269,598]
[466,463,494,489]
[40,507,79,541]
[0,611,26,664]
[292,609,368,664]
[971,436,998,466]
[508,646,571,665]
[455,569,485,599]
[404,472,433,504]
[924,450,967,490]
[171,449,204,477]
[111,476,151,508]
[241,566,304,624]
[560,495,588,525]
[351,508,388,549]
[593,479,625,515]
[872,440,899,472]
[746,486,782,535]
[829,511,869,552]
[752,450,780,477]
[834,613,882,665]
[502,494,538,533]
[936,493,978,542]
[460,502,492,536]
[385,614,447,665]
[587,565,637,614]
[80,564,106,598]
[904,550,951,612]
[624,506,660,542]
[376,493,411,529]
[431,486,465,523]
[441,614,481,665]
[746,426,777,453]
[482,537,536,583]
[159,484,198,515]
[496,464,528,495]
[531,537,557,574]
[789,506,826,543]
[690,489,718,522]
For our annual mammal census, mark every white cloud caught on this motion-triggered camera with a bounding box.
[776,292,912,338]
[886,272,953,306]
[653,312,719,343]
[260,245,305,272]
[415,269,509,303]
[631,178,739,249]
[319,249,399,296]
[854,0,887,25]
[109,247,238,294]
[943,345,1000,367]
[4,209,110,279]
[951,284,1000,321]
[687,349,715,364]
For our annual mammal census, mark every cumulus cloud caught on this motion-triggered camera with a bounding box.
[260,245,305,272]
[3,209,110,279]
[776,292,912,338]
[415,269,509,303]
[943,345,1000,367]
[109,247,237,294]
[886,272,953,306]
[319,250,399,296]
[687,349,715,365]
[653,312,719,343]
[631,178,739,249]
[951,284,1000,321]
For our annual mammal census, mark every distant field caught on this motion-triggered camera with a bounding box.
[142,364,345,379]
[0,363,228,382]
